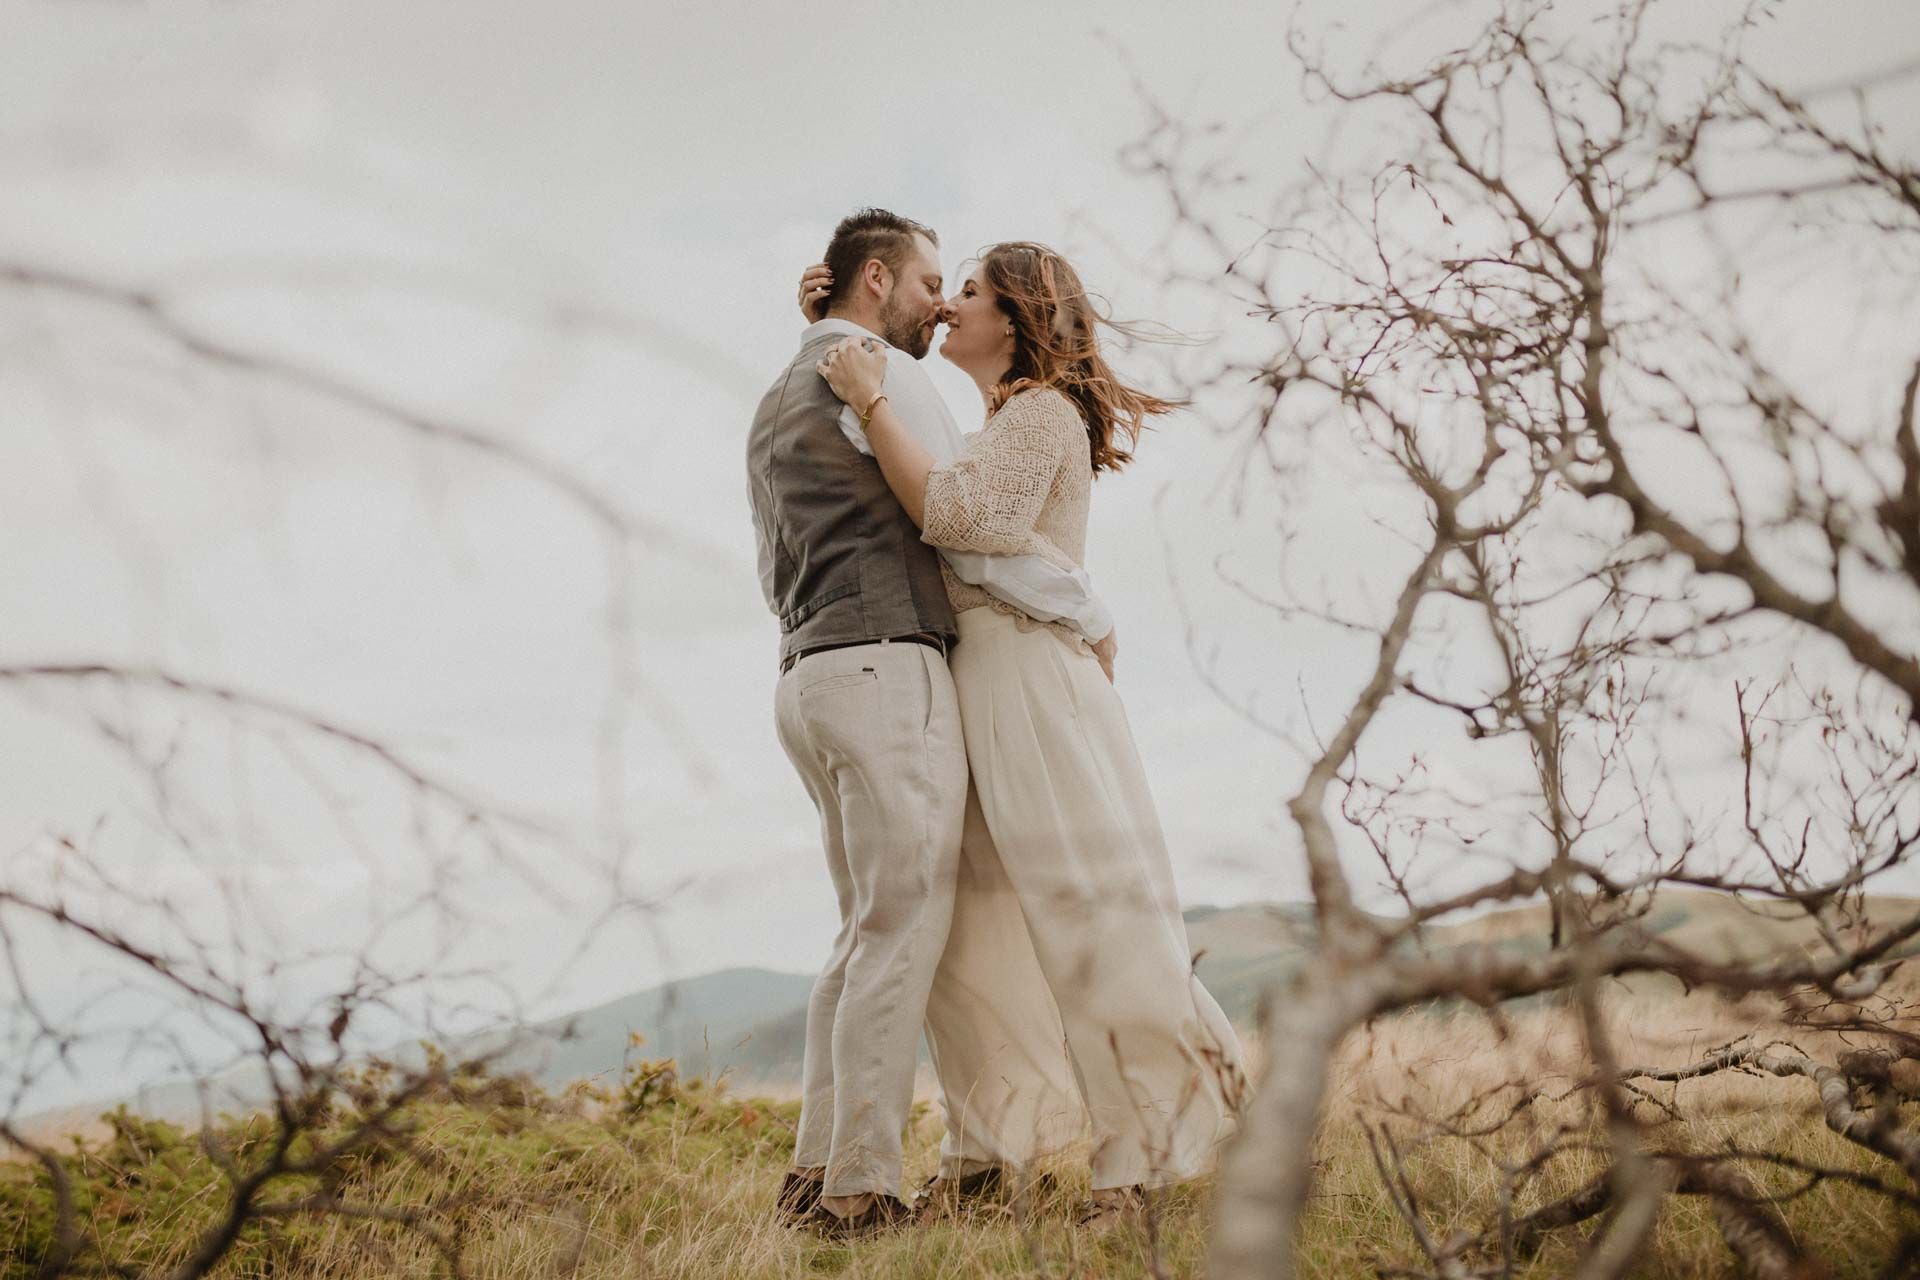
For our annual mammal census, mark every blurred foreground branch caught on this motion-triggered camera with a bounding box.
[1125,1,1920,1274]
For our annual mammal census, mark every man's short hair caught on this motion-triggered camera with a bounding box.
[822,208,938,311]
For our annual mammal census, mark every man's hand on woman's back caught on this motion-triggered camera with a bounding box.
[1092,628,1117,684]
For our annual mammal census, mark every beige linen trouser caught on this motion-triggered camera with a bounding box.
[775,637,967,1199]
[925,606,1246,1190]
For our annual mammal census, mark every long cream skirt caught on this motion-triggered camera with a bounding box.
[923,606,1246,1190]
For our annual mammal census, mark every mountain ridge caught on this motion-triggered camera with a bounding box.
[19,890,1913,1143]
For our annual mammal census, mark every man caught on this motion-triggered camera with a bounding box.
[745,208,1112,1236]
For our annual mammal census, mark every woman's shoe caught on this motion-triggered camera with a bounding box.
[913,1164,1006,1222]
[1076,1184,1147,1233]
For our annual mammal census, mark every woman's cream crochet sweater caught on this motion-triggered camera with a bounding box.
[921,386,1096,651]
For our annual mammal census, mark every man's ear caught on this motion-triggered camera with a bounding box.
[861,257,892,300]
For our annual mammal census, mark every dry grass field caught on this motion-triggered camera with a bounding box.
[7,974,1917,1278]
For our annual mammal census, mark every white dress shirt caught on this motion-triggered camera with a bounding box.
[806,318,1113,643]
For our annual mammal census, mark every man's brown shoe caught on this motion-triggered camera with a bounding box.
[811,1193,916,1239]
[775,1170,823,1226]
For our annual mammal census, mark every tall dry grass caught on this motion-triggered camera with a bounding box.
[5,988,1914,1277]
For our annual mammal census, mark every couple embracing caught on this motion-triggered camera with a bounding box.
[745,208,1245,1238]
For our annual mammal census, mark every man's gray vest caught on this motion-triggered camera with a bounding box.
[747,329,957,665]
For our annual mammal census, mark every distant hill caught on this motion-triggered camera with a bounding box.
[23,892,1919,1139]
[1185,902,1318,1025]
[495,902,1327,1090]
[498,966,818,1088]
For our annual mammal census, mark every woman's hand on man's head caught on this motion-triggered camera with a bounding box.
[799,263,832,322]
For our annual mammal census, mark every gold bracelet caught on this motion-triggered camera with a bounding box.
[859,393,889,429]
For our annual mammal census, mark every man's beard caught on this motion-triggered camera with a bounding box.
[877,293,933,359]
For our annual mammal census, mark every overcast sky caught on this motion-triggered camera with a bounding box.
[4,0,1917,1110]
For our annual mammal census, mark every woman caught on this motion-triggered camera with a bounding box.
[800,243,1245,1226]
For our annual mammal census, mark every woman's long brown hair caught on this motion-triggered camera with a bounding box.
[980,241,1181,474]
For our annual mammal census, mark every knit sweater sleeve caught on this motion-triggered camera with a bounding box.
[921,389,1080,556]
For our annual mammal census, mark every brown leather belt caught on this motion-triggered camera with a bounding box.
[780,632,947,676]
